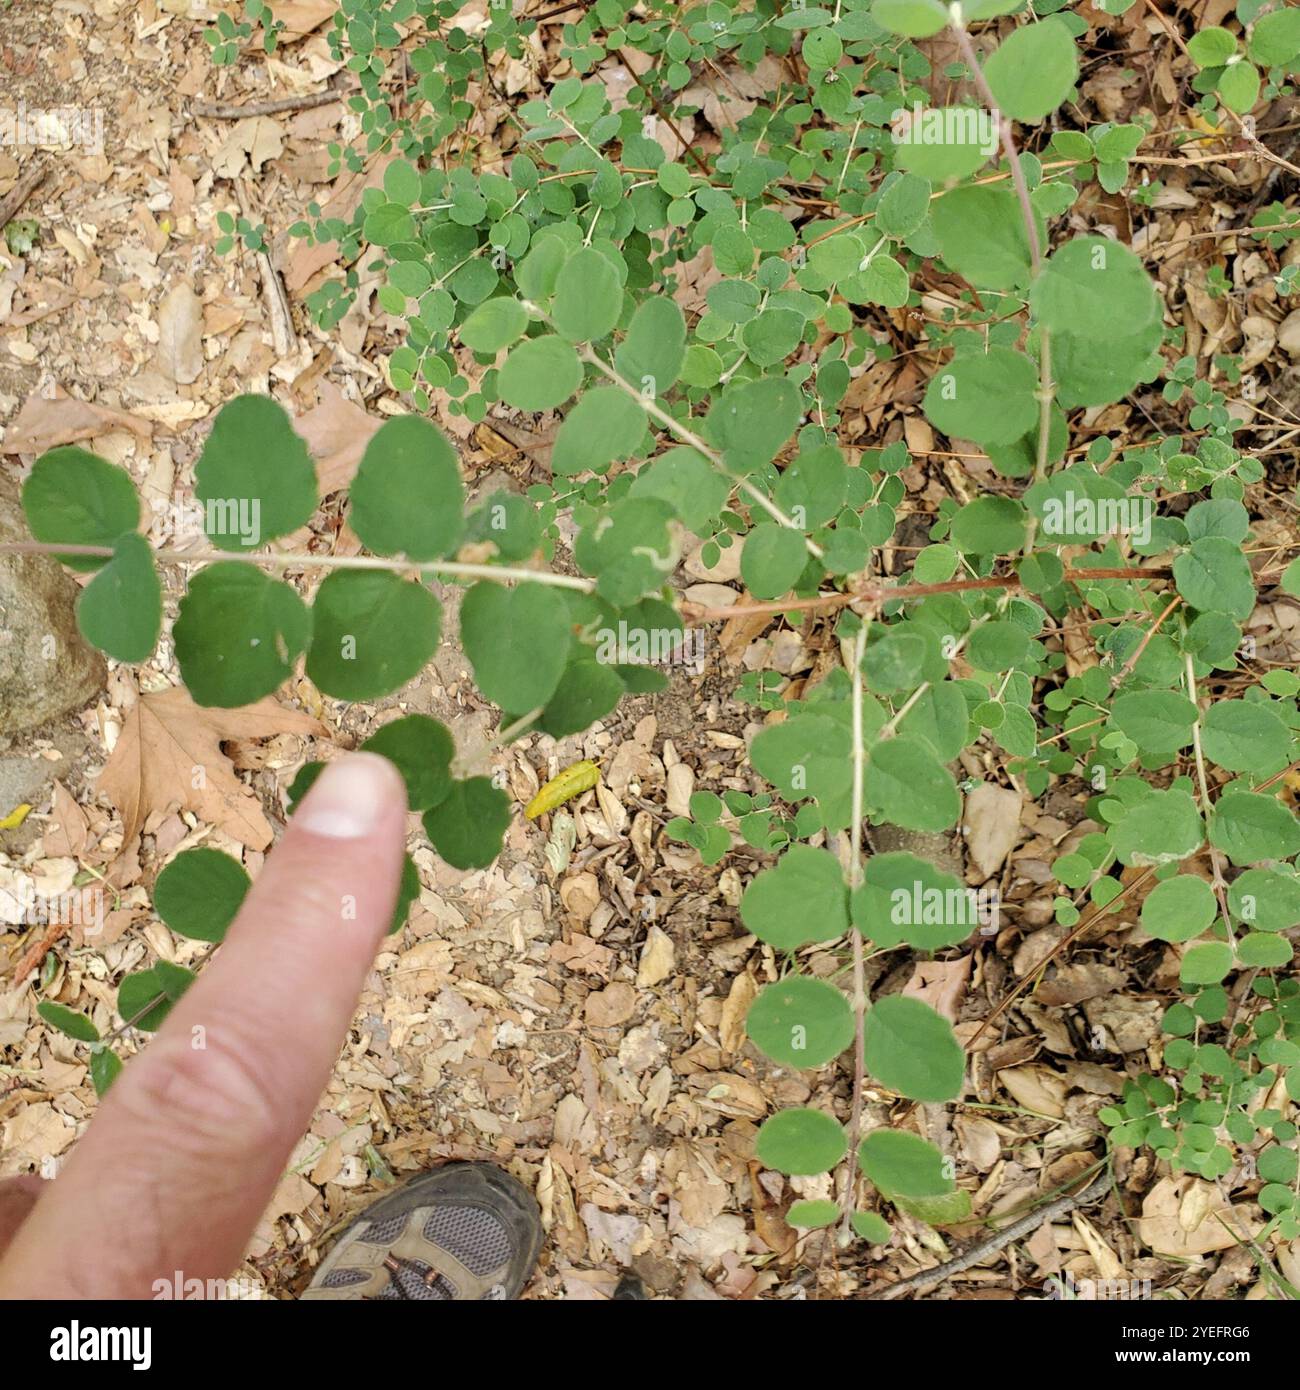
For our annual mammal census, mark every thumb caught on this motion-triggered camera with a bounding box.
[0,752,408,1299]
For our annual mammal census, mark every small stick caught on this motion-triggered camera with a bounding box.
[866,1169,1110,1300]
[192,90,345,120]
[0,160,48,230]
[7,918,68,987]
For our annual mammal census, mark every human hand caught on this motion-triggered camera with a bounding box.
[0,753,408,1299]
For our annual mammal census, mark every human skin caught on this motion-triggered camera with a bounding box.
[0,753,407,1299]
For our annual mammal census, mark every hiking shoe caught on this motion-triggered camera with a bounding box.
[303,1162,543,1301]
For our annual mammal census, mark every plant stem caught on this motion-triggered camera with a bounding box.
[1185,651,1232,926]
[838,618,869,1244]
[574,345,826,561]
[0,541,596,592]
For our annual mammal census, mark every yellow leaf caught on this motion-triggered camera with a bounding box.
[0,803,32,830]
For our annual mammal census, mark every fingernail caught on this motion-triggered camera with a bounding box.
[295,753,403,839]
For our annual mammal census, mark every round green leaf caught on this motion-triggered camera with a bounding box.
[741,524,809,600]
[863,995,964,1102]
[118,961,195,1032]
[924,349,1039,447]
[1210,791,1300,866]
[1201,700,1290,774]
[1180,941,1235,986]
[746,976,855,1067]
[460,297,529,354]
[349,416,465,561]
[1031,236,1160,342]
[754,1107,847,1176]
[866,737,960,832]
[1237,932,1293,968]
[739,845,850,950]
[461,580,571,711]
[1173,537,1257,621]
[194,395,318,550]
[538,655,625,737]
[306,570,441,700]
[858,1128,953,1198]
[852,1210,893,1243]
[422,777,511,870]
[497,335,584,411]
[21,446,140,571]
[551,387,646,476]
[614,296,686,395]
[871,0,948,38]
[786,1199,841,1229]
[175,563,312,707]
[895,106,995,183]
[931,185,1038,290]
[1228,868,1300,932]
[950,496,1029,554]
[1140,875,1216,943]
[76,532,161,663]
[983,17,1079,122]
[552,247,622,343]
[1111,788,1204,867]
[1110,691,1198,755]
[154,847,251,943]
[628,447,730,532]
[361,714,455,812]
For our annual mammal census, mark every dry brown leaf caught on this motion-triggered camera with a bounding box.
[97,687,325,851]
[1,386,153,455]
[156,283,204,385]
[41,781,90,860]
[902,955,971,1022]
[293,380,383,495]
[963,782,1022,880]
[1137,1176,1260,1258]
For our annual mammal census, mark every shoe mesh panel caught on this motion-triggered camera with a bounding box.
[320,1268,369,1289]
[374,1259,456,1300]
[358,1212,409,1244]
[422,1205,511,1276]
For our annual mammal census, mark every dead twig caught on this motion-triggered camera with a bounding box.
[866,1168,1110,1300]
[0,159,49,230]
[192,89,346,120]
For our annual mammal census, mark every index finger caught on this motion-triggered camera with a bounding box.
[0,753,408,1300]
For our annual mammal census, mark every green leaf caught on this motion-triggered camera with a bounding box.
[746,976,854,1066]
[465,491,542,562]
[1181,941,1234,986]
[349,416,464,561]
[628,447,730,531]
[497,334,584,411]
[966,620,1030,672]
[931,185,1039,290]
[1110,788,1204,867]
[538,655,624,737]
[1187,27,1237,68]
[851,851,976,950]
[1173,537,1257,620]
[175,563,311,707]
[551,387,646,476]
[754,1107,846,1175]
[949,495,1029,553]
[1228,868,1300,932]
[786,1199,841,1229]
[1200,700,1290,774]
[21,446,140,571]
[383,159,421,206]
[774,444,848,529]
[118,962,195,1032]
[858,1129,954,1198]
[1110,691,1198,755]
[895,106,996,183]
[923,348,1039,446]
[863,995,964,1102]
[360,714,455,812]
[1218,60,1260,115]
[852,1210,892,1243]
[1139,875,1216,943]
[870,0,948,38]
[1237,932,1293,968]
[306,570,441,700]
[1031,236,1160,342]
[614,297,686,395]
[461,580,570,711]
[983,18,1079,122]
[875,173,932,240]
[90,1047,122,1097]
[154,847,250,943]
[739,845,850,950]
[1210,790,1300,866]
[421,777,510,869]
[460,297,529,353]
[1258,1143,1300,1184]
[388,853,421,936]
[76,532,161,663]
[37,1000,100,1043]
[750,711,854,813]
[866,738,961,832]
[194,395,318,550]
[707,375,803,467]
[1249,8,1300,67]
[741,524,809,600]
[552,246,622,342]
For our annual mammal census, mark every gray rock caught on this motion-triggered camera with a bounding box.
[0,475,105,735]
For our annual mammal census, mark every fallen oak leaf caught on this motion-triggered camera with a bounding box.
[97,686,325,851]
